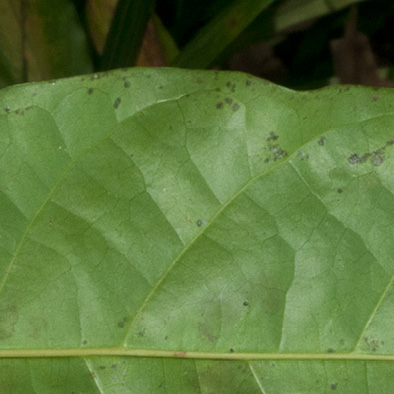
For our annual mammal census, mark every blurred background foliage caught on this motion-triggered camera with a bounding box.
[0,0,393,90]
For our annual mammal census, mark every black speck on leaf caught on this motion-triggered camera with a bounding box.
[230,348,234,353]
[88,88,93,95]
[232,103,239,112]
[231,84,235,92]
[124,81,131,88]
[372,153,384,166]
[246,80,251,86]
[117,322,124,328]
[331,383,338,390]
[197,220,204,227]
[112,364,118,369]
[348,153,361,164]
[216,102,223,109]
[318,136,326,146]
[243,301,249,306]
[114,97,121,109]
[82,340,87,345]
[387,140,394,146]
[327,348,335,353]
[267,132,278,141]
[98,366,106,370]
[224,97,232,105]
[337,188,343,193]
[226,82,231,88]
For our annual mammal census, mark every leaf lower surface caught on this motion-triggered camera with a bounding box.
[1,68,394,393]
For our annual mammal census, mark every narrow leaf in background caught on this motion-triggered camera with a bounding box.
[100,0,156,70]
[172,0,277,69]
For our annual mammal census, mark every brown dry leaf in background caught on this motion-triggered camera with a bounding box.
[330,6,394,87]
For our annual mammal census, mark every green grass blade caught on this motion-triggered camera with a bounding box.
[100,0,156,70]
[172,0,277,69]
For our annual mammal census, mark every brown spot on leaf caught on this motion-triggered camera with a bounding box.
[174,351,187,357]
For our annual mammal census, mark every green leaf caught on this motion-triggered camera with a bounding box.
[1,68,394,393]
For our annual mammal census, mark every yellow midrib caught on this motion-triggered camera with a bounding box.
[0,348,393,361]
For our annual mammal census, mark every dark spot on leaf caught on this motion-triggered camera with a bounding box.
[88,88,93,95]
[98,366,106,370]
[118,321,124,328]
[298,151,309,160]
[337,188,343,193]
[318,136,326,145]
[15,110,19,114]
[216,102,223,109]
[114,97,121,109]
[245,80,251,86]
[264,158,270,163]
[230,348,234,353]
[124,81,131,88]
[82,340,87,345]
[226,82,231,88]
[348,153,361,164]
[231,84,235,92]
[146,74,151,78]
[224,97,232,105]
[111,364,117,369]
[138,330,145,337]
[340,339,345,345]
[372,153,384,166]
[331,383,338,390]
[371,95,380,102]
[243,301,249,306]
[123,317,129,322]
[327,348,335,353]
[5,107,10,112]
[267,145,288,162]
[387,140,394,146]
[232,103,239,112]
[267,132,278,141]
[197,219,204,227]
[165,336,168,340]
